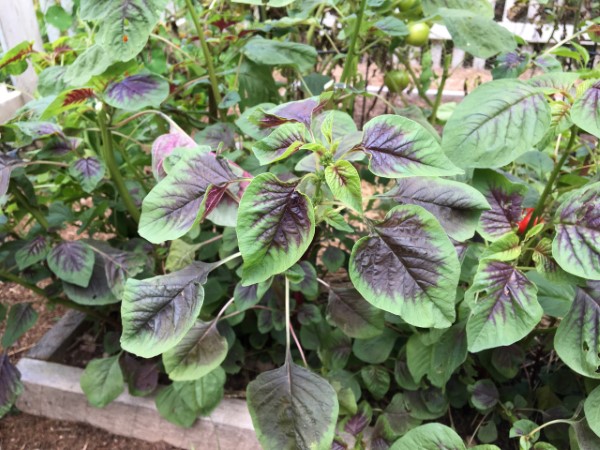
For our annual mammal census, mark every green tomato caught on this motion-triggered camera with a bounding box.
[406,22,430,47]
[397,0,417,11]
[384,70,410,93]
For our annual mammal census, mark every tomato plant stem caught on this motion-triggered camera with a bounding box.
[430,53,451,124]
[340,0,368,86]
[185,0,223,117]
[285,276,291,361]
[97,106,141,223]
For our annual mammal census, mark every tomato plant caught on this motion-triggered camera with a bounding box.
[0,1,599,449]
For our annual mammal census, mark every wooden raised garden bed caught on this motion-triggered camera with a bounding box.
[15,310,261,450]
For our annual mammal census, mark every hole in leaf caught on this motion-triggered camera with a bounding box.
[583,341,590,352]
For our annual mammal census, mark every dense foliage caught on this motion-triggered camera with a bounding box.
[1,0,600,449]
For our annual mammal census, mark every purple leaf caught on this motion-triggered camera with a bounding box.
[257,95,329,128]
[104,74,169,111]
[473,170,528,241]
[15,236,50,270]
[552,182,600,279]
[571,81,600,138]
[151,128,196,181]
[349,205,460,328]
[139,147,240,243]
[69,157,105,193]
[237,173,315,285]
[47,241,95,287]
[554,282,600,378]
[380,177,489,241]
[0,353,23,418]
[121,353,158,396]
[63,257,118,306]
[252,122,308,165]
[196,123,236,151]
[470,379,499,410]
[326,283,385,339]
[345,407,372,435]
[360,115,462,178]
[466,261,542,352]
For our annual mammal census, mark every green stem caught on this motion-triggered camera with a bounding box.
[10,186,49,230]
[184,0,223,114]
[306,3,326,46]
[285,276,291,360]
[430,53,451,124]
[97,106,141,223]
[402,55,433,107]
[340,0,368,85]
[527,127,578,231]
[0,269,47,297]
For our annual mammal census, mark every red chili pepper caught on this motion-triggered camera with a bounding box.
[517,208,542,234]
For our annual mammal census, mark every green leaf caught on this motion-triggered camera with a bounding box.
[554,283,600,379]
[237,173,315,285]
[80,355,124,408]
[443,80,551,169]
[480,232,522,262]
[390,423,466,450]
[247,360,338,450]
[470,379,499,411]
[64,45,114,86]
[360,115,462,178]
[376,393,422,439]
[374,17,409,37]
[352,328,397,364]
[325,160,363,213]
[252,123,308,165]
[439,8,517,59]
[1,303,38,348]
[527,271,574,318]
[571,81,600,138]
[163,320,228,381]
[120,261,214,358]
[421,0,493,17]
[45,5,73,31]
[361,365,390,400]
[0,354,23,419]
[241,36,317,74]
[552,182,600,280]
[322,246,345,273]
[584,385,600,438]
[326,283,385,339]
[379,177,490,241]
[466,261,542,352]
[349,205,460,328]
[80,0,165,62]
[47,241,95,287]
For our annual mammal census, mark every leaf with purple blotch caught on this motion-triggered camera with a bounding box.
[163,319,228,381]
[139,146,238,244]
[15,236,50,271]
[379,177,490,241]
[289,261,319,300]
[344,402,373,436]
[69,156,105,193]
[0,154,21,199]
[10,121,63,143]
[473,170,528,241]
[554,281,600,379]
[104,74,169,111]
[151,128,196,180]
[359,115,462,178]
[252,122,308,165]
[121,353,158,397]
[255,94,330,128]
[552,182,600,280]
[121,261,215,358]
[47,241,95,287]
[466,260,542,352]
[234,279,272,311]
[1,303,38,348]
[491,52,529,79]
[237,173,315,285]
[40,88,96,120]
[470,379,499,411]
[571,80,600,138]
[325,160,363,213]
[63,257,118,305]
[349,205,460,328]
[196,123,236,151]
[0,353,23,418]
[532,238,574,283]
[326,283,385,339]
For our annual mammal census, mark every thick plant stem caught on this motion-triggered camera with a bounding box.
[430,53,451,124]
[340,0,368,86]
[527,127,578,232]
[402,55,433,107]
[185,0,223,116]
[97,107,141,223]
[10,186,49,230]
[306,3,326,46]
